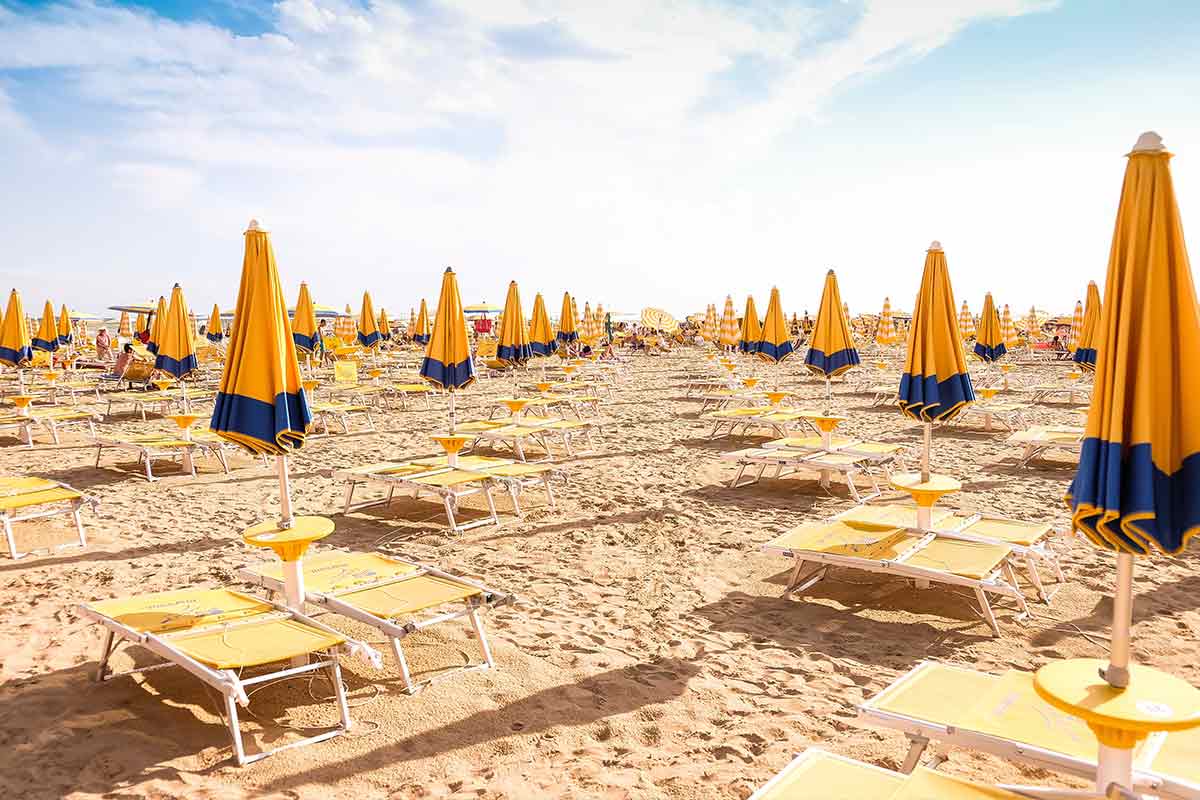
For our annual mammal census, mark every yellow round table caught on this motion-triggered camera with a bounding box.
[242,514,335,655]
[1067,370,1082,382]
[10,394,33,415]
[501,398,529,419]
[432,434,471,467]
[802,413,847,450]
[152,378,176,393]
[741,376,759,389]
[764,390,789,406]
[562,364,578,377]
[536,382,553,394]
[1035,658,1200,790]
[890,472,961,529]
[874,360,888,371]
[978,387,999,401]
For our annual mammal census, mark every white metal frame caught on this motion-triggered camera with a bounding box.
[330,465,501,534]
[1,481,95,559]
[92,435,228,481]
[721,447,888,503]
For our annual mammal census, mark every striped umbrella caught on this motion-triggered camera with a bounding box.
[876,298,897,346]
[702,304,718,341]
[958,300,975,340]
[1023,305,1042,340]
[335,304,356,344]
[1001,304,1019,350]
[118,311,132,339]
[718,296,739,348]
[1067,300,1084,352]
[580,302,600,344]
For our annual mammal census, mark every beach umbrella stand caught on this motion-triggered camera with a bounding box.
[421,268,477,468]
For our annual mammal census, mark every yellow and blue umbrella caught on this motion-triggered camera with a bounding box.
[1073,280,1102,371]
[155,283,198,379]
[528,293,557,357]
[719,296,739,348]
[898,242,974,422]
[876,298,897,346]
[421,267,476,392]
[207,304,224,343]
[32,301,59,353]
[497,280,532,365]
[804,271,859,376]
[211,221,311,455]
[378,308,391,341]
[118,311,132,339]
[0,290,32,367]
[973,292,1006,362]
[413,299,431,345]
[756,287,793,363]
[146,296,167,355]
[737,295,761,354]
[357,291,382,349]
[291,283,318,353]
[135,312,148,339]
[57,304,73,347]
[557,291,578,344]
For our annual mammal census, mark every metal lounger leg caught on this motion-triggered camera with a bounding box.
[468,607,496,670]
[901,735,930,773]
[974,586,1001,637]
[143,452,156,482]
[390,636,416,693]
[483,486,499,525]
[73,505,87,548]
[1025,552,1049,603]
[443,496,458,533]
[1002,561,1031,617]
[4,516,20,559]
[225,690,248,766]
[329,659,352,731]
[342,482,356,514]
[94,629,116,681]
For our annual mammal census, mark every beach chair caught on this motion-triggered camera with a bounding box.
[1029,383,1092,405]
[703,407,819,440]
[329,461,501,533]
[722,447,885,502]
[329,360,388,407]
[79,586,381,765]
[467,417,602,461]
[389,382,434,410]
[0,407,99,447]
[1006,425,1084,466]
[858,660,1200,799]
[761,519,1029,636]
[766,434,907,472]
[951,401,1032,432]
[91,431,229,481]
[834,504,1065,602]
[0,476,95,559]
[239,550,514,694]
[309,400,376,434]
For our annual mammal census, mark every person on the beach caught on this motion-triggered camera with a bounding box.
[95,327,112,361]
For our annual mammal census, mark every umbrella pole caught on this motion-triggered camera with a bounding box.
[449,390,456,434]
[921,423,932,483]
[825,378,832,415]
[277,454,294,529]
[1095,554,1135,792]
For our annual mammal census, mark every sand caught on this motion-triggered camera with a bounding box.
[2,351,1198,799]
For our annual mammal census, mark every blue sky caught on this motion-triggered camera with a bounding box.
[0,0,1197,318]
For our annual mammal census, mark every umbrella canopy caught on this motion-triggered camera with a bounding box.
[57,305,73,346]
[580,302,597,343]
[146,296,168,355]
[719,296,738,347]
[1067,300,1084,352]
[413,299,432,344]
[207,304,225,343]
[32,301,58,352]
[420,268,476,391]
[805,271,859,377]
[737,296,761,354]
[898,242,974,421]
[557,292,578,344]
[291,284,319,353]
[108,302,156,314]
[756,287,793,363]
[335,304,356,343]
[463,302,501,317]
[702,304,718,341]
[118,311,132,338]
[0,290,32,367]
[496,281,533,365]
[1000,304,1018,350]
[1023,306,1043,340]
[958,300,975,340]
[876,298,897,346]
[973,293,1006,362]
[528,292,557,357]
[154,284,198,379]
[211,221,311,455]
[378,308,391,341]
[1073,280,1102,370]
[357,292,381,349]
[641,307,678,332]
[135,312,148,338]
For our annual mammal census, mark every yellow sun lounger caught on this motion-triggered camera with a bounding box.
[762,520,1029,637]
[239,550,514,694]
[388,382,434,410]
[79,586,381,765]
[468,417,603,461]
[835,505,1065,603]
[721,447,886,502]
[309,401,375,434]
[750,748,1058,799]
[951,401,1033,432]
[703,407,822,440]
[0,407,100,447]
[92,431,229,481]
[1029,383,1092,405]
[0,476,96,559]
[102,388,213,421]
[858,660,1200,799]
[1007,425,1085,466]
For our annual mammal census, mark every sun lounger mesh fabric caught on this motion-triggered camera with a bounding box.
[0,478,80,509]
[904,538,1009,579]
[168,617,345,669]
[757,752,903,799]
[89,588,275,633]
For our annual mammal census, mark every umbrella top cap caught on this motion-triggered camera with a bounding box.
[246,219,262,232]
[826,269,835,276]
[1131,131,1164,153]
[927,240,943,252]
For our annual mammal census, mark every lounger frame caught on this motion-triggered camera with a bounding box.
[2,481,94,559]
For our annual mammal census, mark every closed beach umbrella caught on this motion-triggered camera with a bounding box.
[958,300,975,340]
[719,296,738,348]
[973,293,1006,362]
[421,268,476,432]
[135,312,148,339]
[581,302,600,344]
[1001,304,1018,351]
[291,283,319,353]
[497,280,532,365]
[57,305,73,347]
[146,296,167,355]
[408,308,416,336]
[1073,280,1102,370]
[155,283,198,380]
[528,293,557,357]
[737,295,761,354]
[32,301,58,353]
[1067,300,1084,352]
[876,298,897,346]
[702,304,718,341]
[207,304,225,343]
[1061,132,1200,791]
[378,308,391,341]
[1023,306,1042,342]
[557,292,578,345]
[118,311,132,339]
[413,299,432,345]
[357,291,381,349]
[805,271,859,376]
[335,304,356,344]
[0,290,33,369]
[756,287,793,363]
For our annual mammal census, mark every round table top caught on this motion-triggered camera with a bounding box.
[1035,658,1200,736]
[890,472,962,494]
[167,413,205,429]
[152,379,176,391]
[242,515,334,561]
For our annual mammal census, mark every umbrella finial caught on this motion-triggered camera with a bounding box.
[826,269,835,276]
[247,219,261,231]
[444,266,453,274]
[928,240,943,251]
[1131,131,1164,153]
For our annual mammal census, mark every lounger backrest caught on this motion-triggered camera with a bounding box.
[88,587,272,634]
[334,361,359,384]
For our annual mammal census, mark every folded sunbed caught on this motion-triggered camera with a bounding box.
[703,407,820,440]
[0,407,99,447]
[950,401,1032,432]
[0,476,95,559]
[239,550,513,694]
[309,401,375,434]
[92,431,228,481]
[80,586,381,765]
[858,660,1200,799]
[1029,383,1092,405]
[762,519,1029,636]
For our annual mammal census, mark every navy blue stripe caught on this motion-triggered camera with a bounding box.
[58,334,73,345]
[1069,440,1200,554]
[973,342,1007,362]
[530,340,558,356]
[756,340,794,363]
[147,341,159,355]
[154,353,198,378]
[420,356,476,390]
[210,389,312,454]
[738,340,756,354]
[1073,347,1097,370]
[0,345,31,366]
[291,332,316,352]
[358,330,381,348]
[497,343,534,363]
[207,332,225,343]
[804,346,860,377]
[31,337,58,352]
[898,371,975,421]
[557,331,578,344]
[413,334,430,345]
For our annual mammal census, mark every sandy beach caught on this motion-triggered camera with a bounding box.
[1,351,1195,799]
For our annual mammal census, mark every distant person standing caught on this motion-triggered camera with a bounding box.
[95,327,112,361]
